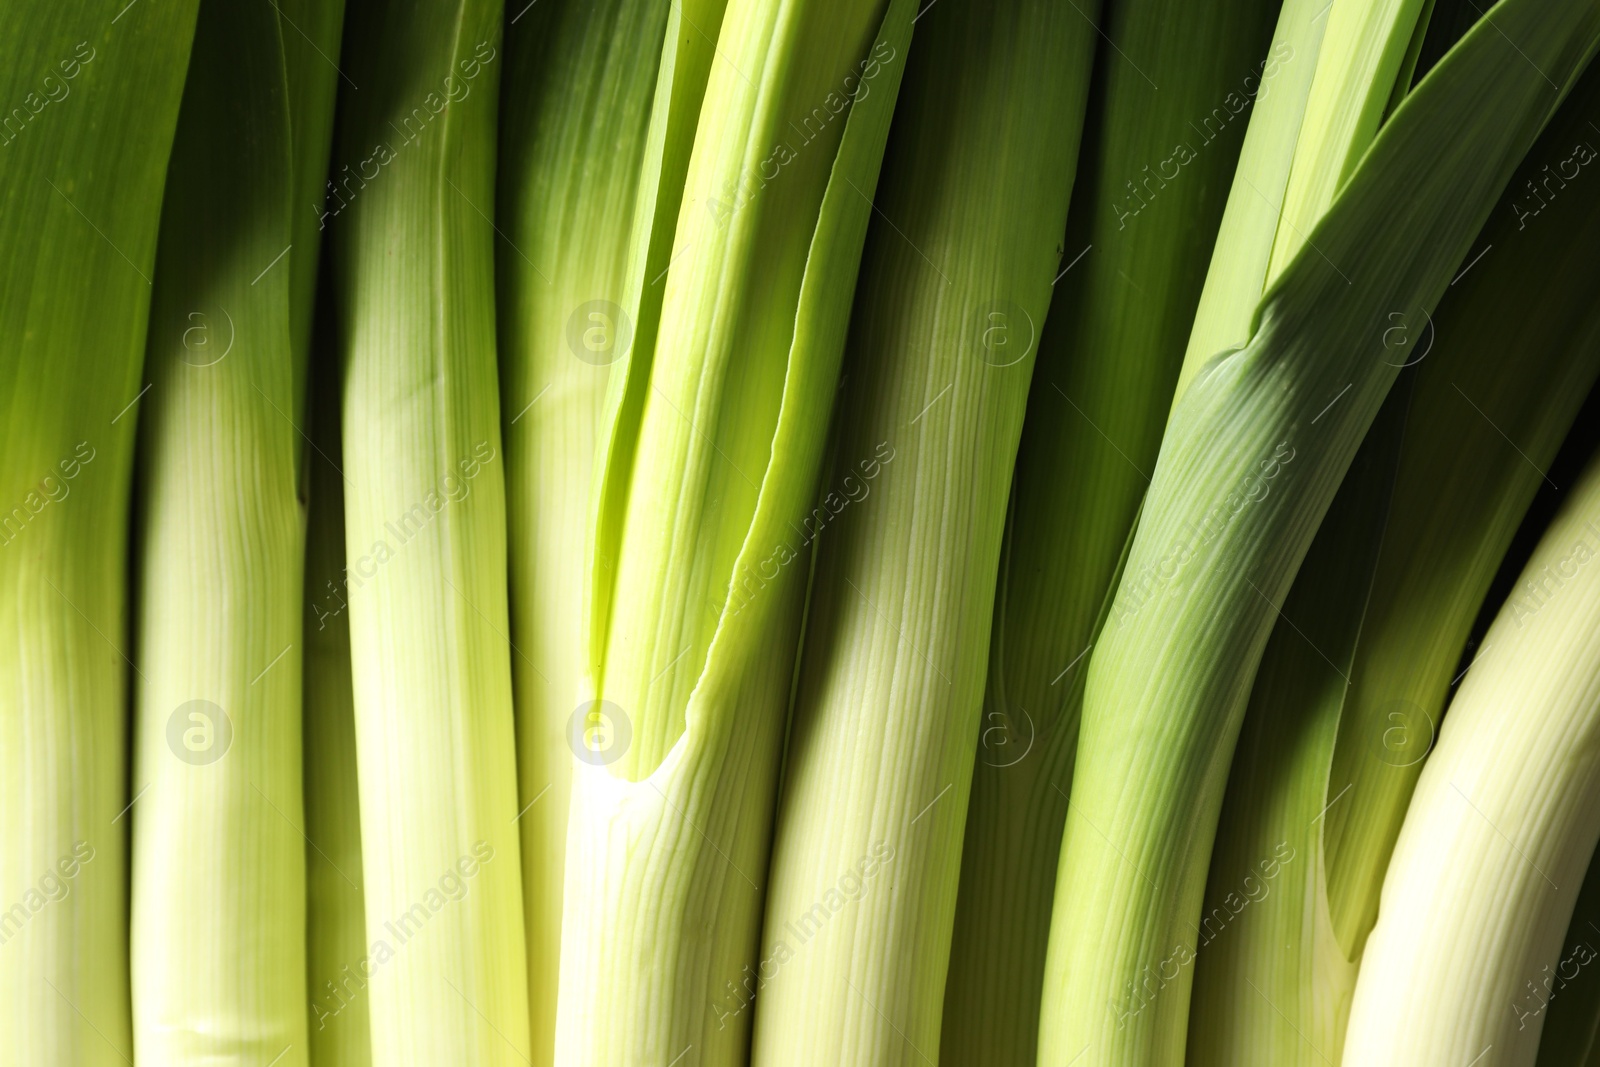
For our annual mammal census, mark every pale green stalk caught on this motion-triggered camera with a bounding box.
[750,2,1098,1063]
[585,0,734,619]
[940,1,1278,1060]
[130,0,340,1058]
[304,302,369,1064]
[589,0,891,775]
[0,3,197,1064]
[1037,4,1600,1064]
[1341,446,1600,1067]
[330,0,530,1061]
[1171,0,1334,404]
[1174,0,1426,405]
[495,1,674,1059]
[1183,385,1406,1066]
[1378,0,1437,118]
[1187,57,1600,1066]
[1264,0,1429,277]
[555,0,914,1061]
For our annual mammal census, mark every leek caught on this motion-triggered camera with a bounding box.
[1321,63,1600,956]
[496,0,675,1059]
[130,0,341,1057]
[1263,0,1431,279]
[1341,442,1600,1066]
[750,0,1098,1062]
[0,3,197,1063]
[10,1,1600,1062]
[942,0,1279,1059]
[329,0,530,1060]
[1038,3,1600,1063]
[1175,0,1427,405]
[1188,54,1600,1065]
[554,0,913,1061]
[1183,380,1406,1065]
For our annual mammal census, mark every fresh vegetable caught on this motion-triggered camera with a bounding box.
[1535,794,1600,1067]
[1038,3,1600,1063]
[0,3,198,1063]
[495,0,674,1057]
[130,0,341,1059]
[328,0,530,1061]
[749,0,1098,1062]
[5,3,1600,1064]
[1342,441,1600,1066]
[942,0,1279,1059]
[554,0,912,1061]
[1188,54,1600,1065]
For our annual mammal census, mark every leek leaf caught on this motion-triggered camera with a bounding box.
[1039,3,1600,1063]
[0,2,198,1062]
[1342,442,1600,1065]
[329,0,531,1060]
[752,0,1100,1062]
[942,0,1279,1059]
[496,0,677,1058]
[556,0,913,1061]
[1188,54,1600,1064]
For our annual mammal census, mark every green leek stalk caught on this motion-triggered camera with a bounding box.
[330,0,531,1061]
[1187,58,1600,1066]
[1174,0,1428,404]
[0,3,197,1064]
[304,302,369,1064]
[555,0,914,1059]
[1036,3,1600,1064]
[1182,380,1406,1065]
[1321,72,1600,954]
[495,0,675,1058]
[130,0,339,1058]
[751,1,1098,1062]
[581,0,731,631]
[1261,0,1430,277]
[940,0,1278,1059]
[1340,444,1600,1067]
